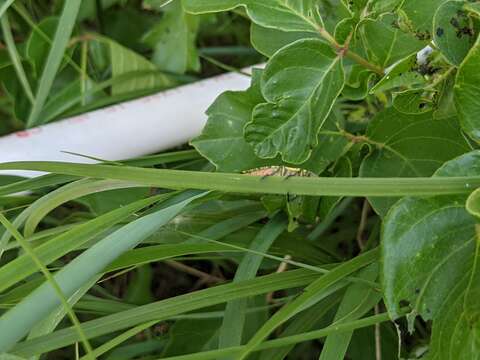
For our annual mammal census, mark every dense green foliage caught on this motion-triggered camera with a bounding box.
[0,0,480,359]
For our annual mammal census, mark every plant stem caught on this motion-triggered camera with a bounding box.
[0,162,479,197]
[316,25,384,75]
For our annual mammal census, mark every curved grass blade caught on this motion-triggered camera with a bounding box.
[0,213,93,357]
[0,191,207,351]
[0,193,167,294]
[234,249,379,360]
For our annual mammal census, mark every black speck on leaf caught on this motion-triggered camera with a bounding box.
[436,27,444,37]
[419,103,426,109]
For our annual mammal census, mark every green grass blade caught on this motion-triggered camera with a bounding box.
[0,0,15,18]
[0,191,206,351]
[235,250,379,360]
[11,269,320,357]
[0,213,93,357]
[0,193,168,293]
[23,178,141,237]
[0,162,478,197]
[219,213,286,352]
[0,12,35,103]
[0,174,78,197]
[26,0,82,127]
[150,311,407,360]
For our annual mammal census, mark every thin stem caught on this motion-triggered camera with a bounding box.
[0,162,478,198]
[316,26,384,75]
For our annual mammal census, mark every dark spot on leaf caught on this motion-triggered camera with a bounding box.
[415,288,421,294]
[436,27,444,37]
[419,103,426,109]
[450,17,460,28]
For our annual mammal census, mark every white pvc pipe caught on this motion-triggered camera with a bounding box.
[0,70,253,178]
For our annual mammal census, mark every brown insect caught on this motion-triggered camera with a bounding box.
[243,166,315,178]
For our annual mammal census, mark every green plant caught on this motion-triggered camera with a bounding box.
[0,0,480,359]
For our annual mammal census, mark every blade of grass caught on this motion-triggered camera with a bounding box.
[11,269,321,356]
[319,265,380,360]
[0,174,78,197]
[0,193,168,294]
[0,12,35,103]
[0,213,94,358]
[0,0,15,18]
[219,213,287,352]
[151,310,408,360]
[26,0,82,127]
[0,191,207,351]
[235,250,379,360]
[0,162,478,197]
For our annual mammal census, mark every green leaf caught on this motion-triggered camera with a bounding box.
[11,269,321,356]
[455,31,480,142]
[182,0,324,33]
[433,0,478,66]
[370,54,426,94]
[193,69,349,173]
[319,264,381,360]
[382,151,480,359]
[191,69,271,172]
[235,250,378,359]
[467,188,480,218]
[250,23,319,57]
[0,191,207,352]
[360,107,470,215]
[244,39,344,164]
[26,0,82,127]
[219,214,287,350]
[397,0,449,41]
[25,17,59,79]
[143,0,200,74]
[393,89,434,114]
[102,36,175,95]
[360,13,425,67]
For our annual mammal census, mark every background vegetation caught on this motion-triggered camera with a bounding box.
[0,0,479,359]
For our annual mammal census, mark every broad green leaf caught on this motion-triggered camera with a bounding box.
[244,39,344,164]
[182,0,324,33]
[143,0,200,74]
[455,31,480,142]
[382,151,480,359]
[192,69,349,173]
[360,107,470,215]
[250,23,319,57]
[467,188,480,218]
[360,13,425,67]
[433,1,478,66]
[191,69,271,172]
[397,0,449,41]
[393,89,434,114]
[0,191,207,352]
[370,54,426,94]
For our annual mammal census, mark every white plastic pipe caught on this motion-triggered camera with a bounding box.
[0,70,253,178]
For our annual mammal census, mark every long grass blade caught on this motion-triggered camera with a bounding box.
[0,12,35,103]
[0,213,94,357]
[0,191,207,350]
[0,161,478,197]
[26,0,82,127]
